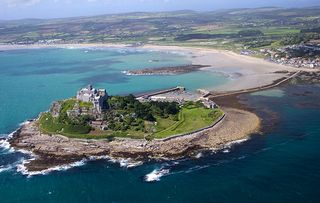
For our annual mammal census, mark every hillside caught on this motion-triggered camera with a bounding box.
[0,7,320,51]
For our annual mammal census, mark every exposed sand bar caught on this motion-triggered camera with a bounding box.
[1,43,317,92]
[142,45,316,91]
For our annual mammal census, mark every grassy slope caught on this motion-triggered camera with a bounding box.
[154,107,223,139]
[39,113,92,135]
[38,106,223,140]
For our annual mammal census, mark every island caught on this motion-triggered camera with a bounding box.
[9,84,260,173]
[122,64,209,76]
[40,84,223,139]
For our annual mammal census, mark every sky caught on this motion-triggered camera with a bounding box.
[0,0,319,20]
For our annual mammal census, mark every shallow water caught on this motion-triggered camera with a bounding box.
[0,48,320,203]
[251,89,285,98]
[0,48,228,134]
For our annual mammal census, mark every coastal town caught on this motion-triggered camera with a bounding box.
[260,43,320,69]
[240,42,320,69]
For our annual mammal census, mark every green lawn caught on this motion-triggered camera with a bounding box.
[60,99,77,113]
[154,116,178,132]
[79,101,93,109]
[153,107,223,139]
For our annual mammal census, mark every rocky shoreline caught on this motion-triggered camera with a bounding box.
[9,107,260,173]
[123,64,209,76]
[296,71,320,84]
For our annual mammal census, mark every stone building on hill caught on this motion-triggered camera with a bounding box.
[76,84,108,113]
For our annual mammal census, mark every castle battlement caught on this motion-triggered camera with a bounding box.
[77,84,108,113]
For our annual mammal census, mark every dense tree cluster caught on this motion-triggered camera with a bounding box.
[104,95,180,131]
[280,33,320,46]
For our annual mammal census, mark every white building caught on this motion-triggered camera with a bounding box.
[76,84,108,113]
[201,98,218,109]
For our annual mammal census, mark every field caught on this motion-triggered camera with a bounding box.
[1,7,319,51]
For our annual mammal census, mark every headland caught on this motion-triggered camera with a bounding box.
[5,43,319,174]
[8,84,260,173]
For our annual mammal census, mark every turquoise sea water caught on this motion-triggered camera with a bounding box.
[1,48,320,202]
[0,48,227,134]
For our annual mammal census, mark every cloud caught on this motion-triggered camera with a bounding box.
[6,0,41,7]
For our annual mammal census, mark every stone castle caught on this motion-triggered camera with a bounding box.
[76,84,108,113]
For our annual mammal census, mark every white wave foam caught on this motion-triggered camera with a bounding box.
[222,149,230,153]
[7,131,16,139]
[88,155,110,161]
[17,159,86,177]
[144,168,170,182]
[89,155,143,168]
[19,120,31,127]
[195,152,203,159]
[6,120,30,139]
[228,138,248,145]
[0,139,10,150]
[0,139,15,153]
[16,148,34,155]
[0,121,33,153]
[0,157,26,174]
[15,153,144,177]
[222,138,249,150]
[119,158,143,168]
[0,165,13,173]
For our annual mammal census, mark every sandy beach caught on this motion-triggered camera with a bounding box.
[141,44,312,91]
[1,43,316,92]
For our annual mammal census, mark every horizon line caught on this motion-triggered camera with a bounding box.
[1,5,320,22]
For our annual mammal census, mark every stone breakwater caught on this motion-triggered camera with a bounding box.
[9,108,260,173]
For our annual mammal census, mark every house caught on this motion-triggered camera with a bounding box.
[201,98,218,109]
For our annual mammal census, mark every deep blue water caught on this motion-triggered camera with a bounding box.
[0,48,320,203]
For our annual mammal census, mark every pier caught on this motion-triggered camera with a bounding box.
[134,86,185,99]
[208,71,301,98]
